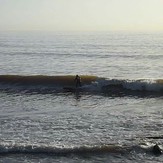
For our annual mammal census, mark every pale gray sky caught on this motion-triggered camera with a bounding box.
[0,0,163,31]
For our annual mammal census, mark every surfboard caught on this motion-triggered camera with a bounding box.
[63,87,82,92]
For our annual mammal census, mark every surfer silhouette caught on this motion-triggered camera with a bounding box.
[74,75,81,88]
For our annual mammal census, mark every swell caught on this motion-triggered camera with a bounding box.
[0,75,162,96]
[0,75,97,86]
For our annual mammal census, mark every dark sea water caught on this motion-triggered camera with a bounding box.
[0,31,163,163]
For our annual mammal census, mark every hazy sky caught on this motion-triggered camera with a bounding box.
[0,0,163,31]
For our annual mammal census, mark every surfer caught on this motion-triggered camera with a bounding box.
[74,75,81,88]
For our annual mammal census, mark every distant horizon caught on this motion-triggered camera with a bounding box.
[0,0,163,32]
[0,29,163,34]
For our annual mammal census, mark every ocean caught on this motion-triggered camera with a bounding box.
[0,31,162,163]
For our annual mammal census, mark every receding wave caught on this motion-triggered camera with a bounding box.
[0,75,162,96]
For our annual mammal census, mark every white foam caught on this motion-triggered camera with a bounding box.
[122,79,163,92]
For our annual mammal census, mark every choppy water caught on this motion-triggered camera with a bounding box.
[0,31,163,163]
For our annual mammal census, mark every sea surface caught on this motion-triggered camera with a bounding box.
[0,31,163,163]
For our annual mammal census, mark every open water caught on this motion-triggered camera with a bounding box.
[0,31,163,163]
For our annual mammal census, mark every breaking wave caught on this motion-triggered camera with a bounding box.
[0,75,162,96]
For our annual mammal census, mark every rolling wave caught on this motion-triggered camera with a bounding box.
[0,75,162,96]
[0,143,161,156]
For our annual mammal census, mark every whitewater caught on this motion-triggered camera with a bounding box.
[0,31,163,163]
